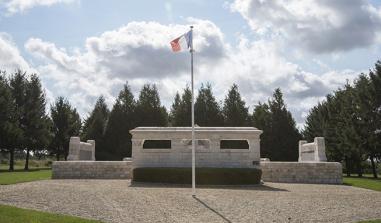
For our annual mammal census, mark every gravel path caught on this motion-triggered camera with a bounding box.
[0,180,380,223]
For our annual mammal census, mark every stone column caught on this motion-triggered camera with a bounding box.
[67,137,80,160]
[298,140,307,162]
[314,137,327,161]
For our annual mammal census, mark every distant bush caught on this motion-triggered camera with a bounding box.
[45,160,53,167]
[133,167,262,185]
[0,159,7,165]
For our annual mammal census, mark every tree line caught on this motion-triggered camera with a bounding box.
[2,62,379,176]
[0,71,301,170]
[303,61,381,178]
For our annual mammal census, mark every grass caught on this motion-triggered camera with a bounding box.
[343,175,381,192]
[0,164,52,185]
[0,204,102,223]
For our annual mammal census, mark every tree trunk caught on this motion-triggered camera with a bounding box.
[345,157,351,177]
[357,161,363,177]
[24,148,30,170]
[370,155,378,179]
[9,149,14,171]
[56,153,60,161]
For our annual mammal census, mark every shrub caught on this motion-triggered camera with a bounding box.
[133,167,262,185]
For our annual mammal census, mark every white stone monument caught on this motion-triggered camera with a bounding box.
[130,127,262,169]
[67,137,95,161]
[298,137,327,162]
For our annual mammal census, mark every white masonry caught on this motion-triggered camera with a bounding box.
[67,137,95,161]
[130,127,262,169]
[298,137,327,162]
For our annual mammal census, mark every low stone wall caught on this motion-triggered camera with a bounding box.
[52,161,132,179]
[260,162,342,184]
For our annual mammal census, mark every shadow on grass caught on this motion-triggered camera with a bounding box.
[344,175,381,181]
[193,196,232,223]
[0,167,51,173]
[129,181,288,191]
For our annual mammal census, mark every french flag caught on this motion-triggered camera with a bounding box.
[170,30,192,52]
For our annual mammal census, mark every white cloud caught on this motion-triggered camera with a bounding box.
[3,0,77,15]
[24,19,227,116]
[23,19,361,126]
[0,33,31,72]
[231,0,381,53]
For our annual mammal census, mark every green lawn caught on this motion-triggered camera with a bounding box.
[0,204,102,223]
[0,166,52,185]
[343,175,381,192]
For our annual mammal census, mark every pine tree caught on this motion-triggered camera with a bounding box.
[8,70,28,171]
[50,97,81,160]
[0,72,22,171]
[252,102,271,158]
[135,84,168,127]
[171,87,191,126]
[368,61,381,177]
[223,84,250,126]
[335,86,364,176]
[169,92,181,126]
[195,83,224,126]
[23,74,50,170]
[302,102,326,142]
[82,96,109,160]
[267,88,300,161]
[104,83,136,160]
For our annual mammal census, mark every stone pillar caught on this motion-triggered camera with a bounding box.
[314,137,327,161]
[298,140,307,162]
[67,137,80,160]
[87,140,96,161]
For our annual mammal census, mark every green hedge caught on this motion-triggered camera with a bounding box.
[133,167,262,185]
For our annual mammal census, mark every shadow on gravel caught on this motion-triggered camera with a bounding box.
[129,182,289,192]
[193,196,232,223]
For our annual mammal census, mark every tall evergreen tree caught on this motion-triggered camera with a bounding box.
[195,83,224,126]
[0,72,22,171]
[50,97,81,160]
[82,96,109,160]
[171,87,191,126]
[104,83,136,159]
[8,70,27,171]
[266,89,301,161]
[223,84,250,126]
[252,102,271,158]
[169,92,181,126]
[135,84,168,127]
[23,74,50,170]
[369,62,381,177]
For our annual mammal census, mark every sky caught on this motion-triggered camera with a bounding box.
[1,0,381,128]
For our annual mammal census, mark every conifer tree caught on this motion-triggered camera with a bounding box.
[0,72,22,171]
[82,96,109,160]
[8,70,27,171]
[223,84,250,126]
[169,92,181,126]
[252,102,271,158]
[135,84,168,127]
[104,83,136,159]
[171,87,191,126]
[195,83,224,126]
[23,74,50,170]
[50,97,81,160]
[267,88,301,161]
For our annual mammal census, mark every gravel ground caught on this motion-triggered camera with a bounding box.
[0,180,380,223]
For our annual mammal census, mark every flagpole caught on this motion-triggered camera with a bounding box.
[190,25,196,196]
